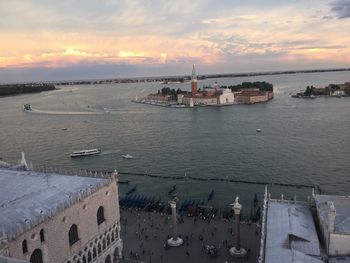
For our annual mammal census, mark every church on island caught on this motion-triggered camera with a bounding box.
[138,65,274,107]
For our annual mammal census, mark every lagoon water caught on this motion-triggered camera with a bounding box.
[1,71,350,210]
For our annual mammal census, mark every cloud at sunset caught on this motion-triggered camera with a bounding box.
[0,0,349,82]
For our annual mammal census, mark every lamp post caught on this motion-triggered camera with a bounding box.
[229,196,247,257]
[167,200,183,247]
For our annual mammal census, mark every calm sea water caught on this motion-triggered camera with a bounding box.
[1,71,350,210]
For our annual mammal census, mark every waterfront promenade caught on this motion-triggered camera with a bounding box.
[120,208,260,263]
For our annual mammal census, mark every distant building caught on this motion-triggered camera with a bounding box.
[218,88,236,104]
[137,65,273,107]
[0,168,122,263]
[191,64,198,95]
[235,88,273,104]
[314,195,350,256]
[262,192,350,263]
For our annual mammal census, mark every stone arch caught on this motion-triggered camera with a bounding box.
[69,224,79,246]
[93,246,97,258]
[105,255,111,263]
[87,251,92,262]
[22,239,28,254]
[107,234,111,246]
[97,206,105,225]
[102,238,106,250]
[40,229,45,243]
[98,243,102,254]
[30,249,43,263]
[113,247,120,260]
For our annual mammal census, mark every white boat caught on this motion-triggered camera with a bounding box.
[70,148,101,157]
[122,154,133,159]
[256,129,262,132]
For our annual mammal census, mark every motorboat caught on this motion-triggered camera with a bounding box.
[70,148,101,157]
[122,154,133,159]
[256,129,262,132]
[23,104,32,111]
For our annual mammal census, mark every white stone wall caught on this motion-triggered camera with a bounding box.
[329,233,350,256]
[218,90,235,104]
[7,179,122,263]
[182,96,217,106]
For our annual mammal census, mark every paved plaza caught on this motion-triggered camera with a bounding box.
[119,208,261,263]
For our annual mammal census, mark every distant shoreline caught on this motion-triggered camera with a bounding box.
[1,67,349,86]
[0,83,56,97]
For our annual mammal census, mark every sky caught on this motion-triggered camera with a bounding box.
[0,0,350,82]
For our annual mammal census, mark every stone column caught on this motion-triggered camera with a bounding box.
[229,197,247,257]
[167,200,183,247]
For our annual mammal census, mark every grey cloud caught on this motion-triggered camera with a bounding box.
[322,15,334,19]
[330,0,350,18]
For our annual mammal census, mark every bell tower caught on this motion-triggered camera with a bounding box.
[191,64,198,95]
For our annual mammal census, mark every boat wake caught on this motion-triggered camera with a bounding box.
[99,150,121,155]
[28,108,106,115]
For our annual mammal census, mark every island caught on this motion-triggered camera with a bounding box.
[0,83,56,97]
[133,65,274,107]
[292,82,350,98]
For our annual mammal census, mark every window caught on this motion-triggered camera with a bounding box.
[97,206,105,225]
[40,229,45,243]
[69,224,79,246]
[22,240,28,254]
[30,249,43,263]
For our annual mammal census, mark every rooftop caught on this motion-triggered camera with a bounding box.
[314,194,350,233]
[265,200,322,263]
[0,168,111,241]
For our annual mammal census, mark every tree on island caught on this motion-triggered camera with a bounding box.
[210,81,273,92]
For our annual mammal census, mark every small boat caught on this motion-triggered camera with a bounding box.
[61,128,68,131]
[256,129,262,132]
[118,180,130,184]
[23,104,32,111]
[70,148,101,158]
[122,154,133,159]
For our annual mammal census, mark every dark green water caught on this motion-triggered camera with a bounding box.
[1,71,350,210]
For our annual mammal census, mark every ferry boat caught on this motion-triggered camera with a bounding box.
[23,104,32,111]
[70,148,101,158]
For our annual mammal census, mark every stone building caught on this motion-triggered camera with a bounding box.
[235,88,273,104]
[314,195,350,256]
[0,168,122,263]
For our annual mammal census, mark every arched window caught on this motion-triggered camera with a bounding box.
[97,206,105,225]
[102,239,106,250]
[30,249,43,263]
[105,255,111,263]
[40,229,45,243]
[22,240,28,254]
[69,224,79,246]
